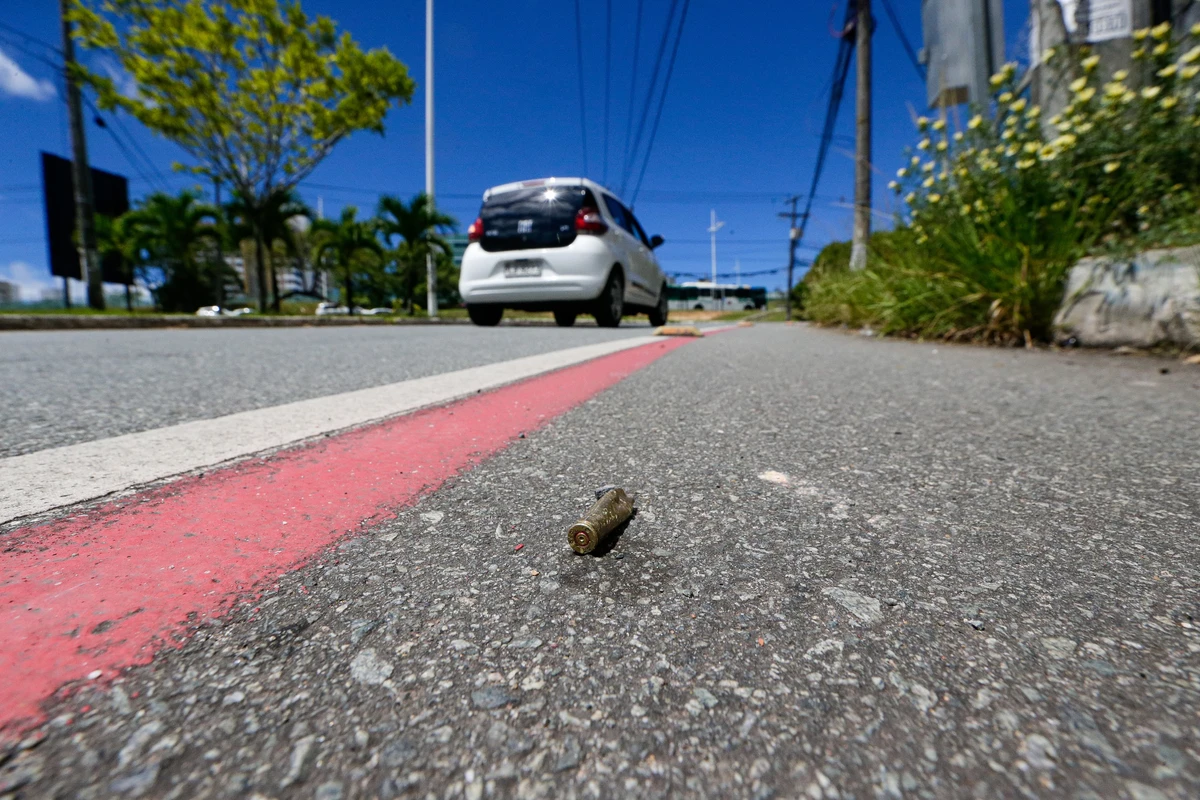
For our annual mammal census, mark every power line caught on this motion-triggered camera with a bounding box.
[0,20,59,53]
[602,0,612,183]
[629,0,691,208]
[82,94,169,193]
[879,0,925,83]
[573,0,589,177]
[621,0,644,189]
[619,0,680,196]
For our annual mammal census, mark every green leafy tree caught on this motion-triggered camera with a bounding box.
[376,193,456,314]
[123,190,230,311]
[312,206,382,313]
[70,0,416,312]
[94,213,141,311]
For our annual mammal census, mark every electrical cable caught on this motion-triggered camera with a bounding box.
[82,94,169,193]
[573,0,589,177]
[879,0,925,82]
[621,0,644,190]
[619,0,680,196]
[629,0,691,208]
[602,0,611,183]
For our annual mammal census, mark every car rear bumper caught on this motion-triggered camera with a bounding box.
[458,240,611,306]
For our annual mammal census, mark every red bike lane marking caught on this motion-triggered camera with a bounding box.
[0,336,692,733]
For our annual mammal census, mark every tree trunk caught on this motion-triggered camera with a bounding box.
[125,279,132,312]
[253,225,269,313]
[345,269,354,315]
[269,246,281,313]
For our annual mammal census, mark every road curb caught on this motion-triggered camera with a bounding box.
[0,314,593,331]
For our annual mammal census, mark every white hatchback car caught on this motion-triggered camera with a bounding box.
[458,178,669,327]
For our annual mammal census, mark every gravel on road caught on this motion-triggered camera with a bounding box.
[5,325,1199,799]
[0,326,649,457]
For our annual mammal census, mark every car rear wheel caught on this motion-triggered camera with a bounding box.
[593,271,624,328]
[467,304,503,326]
[553,309,577,327]
[648,286,669,327]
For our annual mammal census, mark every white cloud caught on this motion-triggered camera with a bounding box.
[0,261,59,302]
[0,47,57,102]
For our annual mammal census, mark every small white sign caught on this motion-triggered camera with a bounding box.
[1058,0,1132,43]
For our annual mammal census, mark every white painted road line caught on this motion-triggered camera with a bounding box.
[0,336,659,525]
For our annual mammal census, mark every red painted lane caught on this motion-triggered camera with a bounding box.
[0,337,692,733]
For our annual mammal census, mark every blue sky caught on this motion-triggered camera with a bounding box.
[0,1,1030,300]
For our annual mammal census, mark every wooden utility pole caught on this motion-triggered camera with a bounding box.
[849,0,872,272]
[60,0,104,309]
[779,195,802,321]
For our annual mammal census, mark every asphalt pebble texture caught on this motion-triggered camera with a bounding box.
[0,325,649,457]
[5,325,1199,799]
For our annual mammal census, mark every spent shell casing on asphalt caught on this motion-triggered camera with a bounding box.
[568,488,633,555]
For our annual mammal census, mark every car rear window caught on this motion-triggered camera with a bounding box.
[478,185,593,252]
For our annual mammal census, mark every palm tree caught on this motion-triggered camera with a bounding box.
[123,191,224,312]
[376,192,456,314]
[224,189,311,311]
[94,213,141,311]
[312,206,383,314]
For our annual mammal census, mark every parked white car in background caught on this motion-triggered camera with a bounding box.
[458,178,669,327]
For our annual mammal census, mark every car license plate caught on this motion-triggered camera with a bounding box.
[504,260,542,278]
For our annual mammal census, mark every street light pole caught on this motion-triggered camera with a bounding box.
[60,0,104,310]
[425,0,438,319]
[707,209,724,286]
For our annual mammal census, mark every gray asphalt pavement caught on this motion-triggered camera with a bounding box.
[8,325,1200,799]
[0,325,650,457]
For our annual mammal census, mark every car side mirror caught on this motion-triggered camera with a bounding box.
[649,235,664,249]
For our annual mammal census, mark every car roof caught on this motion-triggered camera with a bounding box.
[482,177,624,204]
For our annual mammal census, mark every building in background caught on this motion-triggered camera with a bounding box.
[446,233,469,267]
[0,281,16,305]
[920,0,1005,109]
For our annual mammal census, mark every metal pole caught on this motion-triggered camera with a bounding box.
[779,194,801,321]
[60,0,104,309]
[849,0,872,271]
[425,0,438,319]
[707,209,724,288]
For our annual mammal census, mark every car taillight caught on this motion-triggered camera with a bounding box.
[467,217,483,241]
[575,206,608,234]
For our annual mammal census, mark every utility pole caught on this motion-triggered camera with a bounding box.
[425,0,438,319]
[60,0,104,309]
[849,0,872,272]
[779,195,802,321]
[707,209,724,286]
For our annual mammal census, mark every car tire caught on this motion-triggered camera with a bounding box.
[648,286,669,327]
[553,309,577,327]
[467,304,503,326]
[593,270,624,328]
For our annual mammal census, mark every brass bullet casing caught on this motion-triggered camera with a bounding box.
[568,488,634,555]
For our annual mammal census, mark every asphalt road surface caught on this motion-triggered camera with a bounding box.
[4,325,1199,799]
[0,325,650,458]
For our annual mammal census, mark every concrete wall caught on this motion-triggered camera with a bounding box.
[1054,246,1200,347]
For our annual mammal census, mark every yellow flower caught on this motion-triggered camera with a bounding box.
[1049,114,1063,126]
[897,167,908,178]
[922,177,935,188]
[1112,69,1129,81]
[932,119,946,131]
[1183,65,1200,79]
[1151,22,1171,40]
[953,131,964,142]
[922,161,935,173]
[1077,87,1096,102]
[1132,48,1146,60]
[1011,97,1027,112]
[918,138,931,150]
[1081,54,1101,71]
[1153,42,1169,56]
[960,204,971,215]
[1133,27,1149,41]
[888,180,900,191]
[1159,63,1178,77]
[1053,133,1077,148]
[1192,22,1200,36]
[936,141,948,152]
[968,114,983,130]
[1004,145,1018,156]
[1051,200,1067,212]
[928,193,942,204]
[1039,146,1057,161]
[1142,85,1162,99]
[1001,128,1015,140]
[1022,142,1039,153]
[1076,121,1094,134]
[1069,77,1088,92]
[1183,46,1200,64]
[955,167,968,177]
[916,115,930,131]
[974,199,985,212]
[1026,104,1042,118]
[1105,82,1126,97]
[998,91,1014,103]
[1103,161,1121,173]
[1122,90,1137,103]
[911,155,920,166]
[1017,159,1036,169]
[1161,95,1179,109]
[989,73,1005,88]
[904,192,917,205]
[1138,204,1150,215]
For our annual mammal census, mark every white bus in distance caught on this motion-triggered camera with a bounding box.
[666,282,767,312]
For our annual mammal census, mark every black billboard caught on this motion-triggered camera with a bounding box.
[41,152,131,283]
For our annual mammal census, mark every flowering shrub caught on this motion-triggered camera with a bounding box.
[806,22,1200,344]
